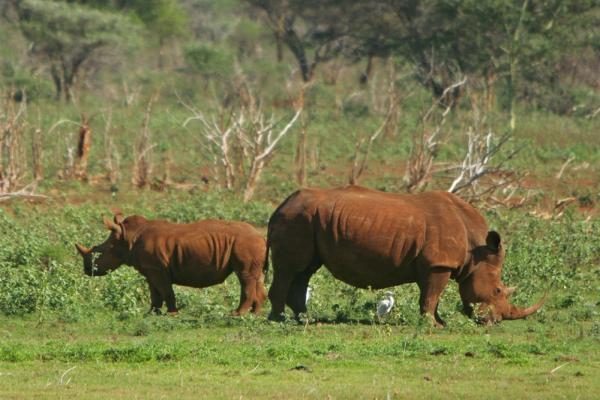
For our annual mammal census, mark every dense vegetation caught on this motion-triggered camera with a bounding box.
[0,0,599,397]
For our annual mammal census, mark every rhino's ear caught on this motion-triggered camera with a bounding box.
[486,231,502,253]
[114,212,124,224]
[103,215,123,239]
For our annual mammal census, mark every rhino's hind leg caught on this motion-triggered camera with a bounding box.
[233,269,258,316]
[268,270,295,320]
[286,264,320,319]
[417,267,452,327]
[251,279,267,314]
[267,220,317,321]
[268,257,320,321]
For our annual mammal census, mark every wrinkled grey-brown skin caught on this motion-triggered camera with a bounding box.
[266,185,545,325]
[76,213,267,316]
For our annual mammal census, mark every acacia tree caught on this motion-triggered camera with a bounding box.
[120,0,188,69]
[353,0,599,113]
[246,0,355,82]
[13,0,135,101]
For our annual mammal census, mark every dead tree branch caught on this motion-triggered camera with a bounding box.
[349,65,402,184]
[446,91,520,201]
[132,95,157,188]
[404,77,467,192]
[0,90,27,193]
[74,113,92,180]
[181,86,302,202]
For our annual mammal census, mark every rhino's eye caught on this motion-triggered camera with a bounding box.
[494,287,502,295]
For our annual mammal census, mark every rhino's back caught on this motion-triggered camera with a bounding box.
[132,219,264,286]
[272,186,489,287]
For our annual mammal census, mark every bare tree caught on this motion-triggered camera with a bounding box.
[239,105,302,202]
[403,78,467,192]
[247,0,352,82]
[349,66,400,185]
[292,83,309,187]
[47,118,81,180]
[181,89,302,202]
[101,109,119,186]
[0,90,46,202]
[132,97,157,188]
[447,94,520,200]
[74,114,92,180]
[0,92,26,194]
[31,127,43,181]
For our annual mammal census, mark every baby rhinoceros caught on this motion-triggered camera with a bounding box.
[76,212,267,316]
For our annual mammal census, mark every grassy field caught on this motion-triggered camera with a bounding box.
[1,2,599,398]
[1,312,598,399]
[0,189,599,398]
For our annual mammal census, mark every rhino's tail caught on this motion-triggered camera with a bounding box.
[262,210,276,281]
[263,224,271,278]
[262,189,303,282]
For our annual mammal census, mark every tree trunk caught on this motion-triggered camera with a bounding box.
[283,19,313,82]
[74,117,92,180]
[360,53,375,85]
[274,15,284,62]
[32,128,43,181]
[50,65,62,101]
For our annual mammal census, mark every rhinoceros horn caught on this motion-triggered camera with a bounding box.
[75,243,91,256]
[502,294,547,320]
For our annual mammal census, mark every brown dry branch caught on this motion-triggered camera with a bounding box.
[101,109,119,185]
[181,88,302,202]
[0,91,27,194]
[404,77,467,192]
[181,99,241,190]
[348,113,390,185]
[31,127,43,181]
[48,118,82,180]
[555,155,575,180]
[349,73,400,185]
[122,80,141,107]
[73,114,92,180]
[293,83,309,187]
[241,106,302,202]
[447,92,520,200]
[295,112,308,187]
[132,96,157,188]
[151,149,174,191]
[0,182,47,203]
[585,106,600,119]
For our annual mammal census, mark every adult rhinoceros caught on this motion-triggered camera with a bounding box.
[266,185,545,325]
[76,213,267,316]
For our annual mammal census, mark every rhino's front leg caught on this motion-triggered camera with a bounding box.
[148,283,163,314]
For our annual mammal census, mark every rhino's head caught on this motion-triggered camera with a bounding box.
[459,231,546,324]
[75,212,130,277]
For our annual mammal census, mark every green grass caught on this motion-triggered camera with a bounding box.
[1,313,598,399]
[0,194,599,398]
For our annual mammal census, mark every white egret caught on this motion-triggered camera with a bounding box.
[377,291,395,320]
[305,286,313,306]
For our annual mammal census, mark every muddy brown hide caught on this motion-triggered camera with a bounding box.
[76,214,267,316]
[266,185,544,325]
